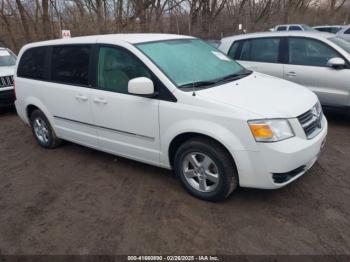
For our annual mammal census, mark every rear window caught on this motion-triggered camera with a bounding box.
[51,45,91,86]
[17,47,46,80]
[345,28,350,34]
[276,26,287,31]
[289,26,302,31]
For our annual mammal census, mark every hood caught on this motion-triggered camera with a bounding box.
[198,72,318,119]
[0,66,15,77]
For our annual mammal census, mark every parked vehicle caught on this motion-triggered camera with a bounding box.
[0,47,16,108]
[219,31,350,109]
[205,40,221,48]
[336,25,350,42]
[274,24,316,32]
[313,25,344,34]
[15,34,327,201]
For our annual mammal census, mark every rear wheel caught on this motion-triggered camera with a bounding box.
[174,137,238,202]
[30,110,61,148]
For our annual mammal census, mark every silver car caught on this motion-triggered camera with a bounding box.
[219,31,350,109]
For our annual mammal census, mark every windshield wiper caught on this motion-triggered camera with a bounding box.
[178,80,217,89]
[214,70,252,84]
[178,70,252,89]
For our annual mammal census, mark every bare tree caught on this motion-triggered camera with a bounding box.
[1,0,350,53]
[42,0,51,39]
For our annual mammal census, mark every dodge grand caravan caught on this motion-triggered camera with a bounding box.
[14,34,327,201]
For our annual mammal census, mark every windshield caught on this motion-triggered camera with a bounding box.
[301,25,317,31]
[136,39,244,88]
[329,37,350,54]
[0,49,16,66]
[329,27,343,34]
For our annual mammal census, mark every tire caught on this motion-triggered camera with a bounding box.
[29,109,62,148]
[174,137,238,202]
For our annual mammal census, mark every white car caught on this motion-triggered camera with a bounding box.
[274,24,316,32]
[14,34,327,201]
[219,31,350,109]
[0,47,16,108]
[313,25,344,34]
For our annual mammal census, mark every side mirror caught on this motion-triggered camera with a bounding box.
[327,57,346,69]
[128,77,155,96]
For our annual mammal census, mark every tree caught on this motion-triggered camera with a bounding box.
[42,0,51,39]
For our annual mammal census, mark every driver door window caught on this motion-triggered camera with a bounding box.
[98,47,152,94]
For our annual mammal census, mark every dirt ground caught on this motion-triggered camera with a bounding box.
[0,107,349,255]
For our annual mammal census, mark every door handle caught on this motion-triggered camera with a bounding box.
[93,97,107,104]
[75,94,88,101]
[286,72,297,77]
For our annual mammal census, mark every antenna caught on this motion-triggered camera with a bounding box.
[191,44,196,97]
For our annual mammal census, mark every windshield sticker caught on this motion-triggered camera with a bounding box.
[211,51,231,61]
[0,50,11,57]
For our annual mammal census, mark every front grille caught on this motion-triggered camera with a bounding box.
[0,75,14,88]
[298,106,323,139]
[272,165,306,184]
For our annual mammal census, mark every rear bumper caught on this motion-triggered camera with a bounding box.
[0,88,15,107]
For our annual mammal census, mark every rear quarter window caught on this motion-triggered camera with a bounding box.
[17,47,47,80]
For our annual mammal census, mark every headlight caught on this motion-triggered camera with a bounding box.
[314,101,323,117]
[248,119,295,142]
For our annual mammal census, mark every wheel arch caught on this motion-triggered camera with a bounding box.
[168,132,238,173]
[23,97,57,133]
[26,104,40,119]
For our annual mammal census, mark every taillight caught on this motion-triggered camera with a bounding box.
[13,78,16,99]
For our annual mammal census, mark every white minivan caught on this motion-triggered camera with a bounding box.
[15,34,327,201]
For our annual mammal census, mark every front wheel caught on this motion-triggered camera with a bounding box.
[174,137,238,202]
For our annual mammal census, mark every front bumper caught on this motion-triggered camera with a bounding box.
[235,116,328,189]
[0,88,15,107]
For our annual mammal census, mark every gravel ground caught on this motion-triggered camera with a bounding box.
[0,107,349,255]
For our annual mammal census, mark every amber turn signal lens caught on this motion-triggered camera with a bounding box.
[249,124,273,139]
